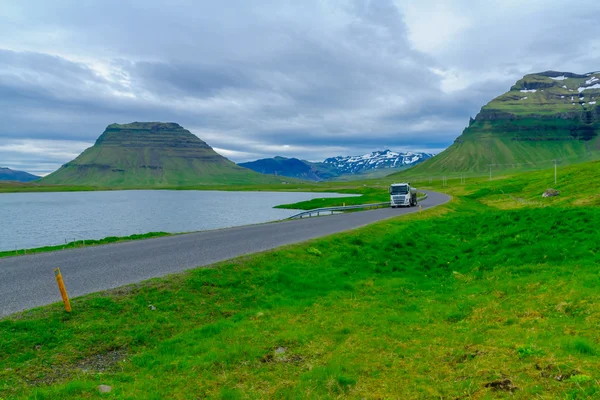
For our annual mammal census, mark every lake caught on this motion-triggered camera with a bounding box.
[0,190,355,251]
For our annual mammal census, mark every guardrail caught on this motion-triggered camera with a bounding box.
[287,193,428,220]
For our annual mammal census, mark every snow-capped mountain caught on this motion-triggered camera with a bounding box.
[323,150,433,175]
[239,150,434,181]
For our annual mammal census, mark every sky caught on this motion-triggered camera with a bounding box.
[1,0,600,175]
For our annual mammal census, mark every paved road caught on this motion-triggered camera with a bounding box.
[0,191,450,317]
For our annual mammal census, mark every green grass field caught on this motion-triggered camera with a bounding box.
[1,161,599,399]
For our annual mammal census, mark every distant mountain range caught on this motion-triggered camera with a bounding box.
[40,122,288,187]
[406,70,600,174]
[238,156,336,181]
[239,150,433,181]
[323,150,433,174]
[0,167,40,182]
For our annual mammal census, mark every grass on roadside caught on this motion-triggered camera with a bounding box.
[275,187,388,210]
[0,232,171,259]
[275,187,427,211]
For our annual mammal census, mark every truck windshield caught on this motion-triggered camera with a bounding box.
[390,186,409,195]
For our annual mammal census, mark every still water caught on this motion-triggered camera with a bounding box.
[0,190,354,251]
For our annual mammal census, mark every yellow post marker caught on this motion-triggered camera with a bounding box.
[54,268,72,313]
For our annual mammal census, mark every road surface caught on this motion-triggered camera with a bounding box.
[0,190,450,317]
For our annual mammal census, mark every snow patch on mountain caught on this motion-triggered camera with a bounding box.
[578,83,600,93]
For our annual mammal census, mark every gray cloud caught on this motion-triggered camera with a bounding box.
[1,0,599,173]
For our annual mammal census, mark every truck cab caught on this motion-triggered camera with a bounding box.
[389,183,417,208]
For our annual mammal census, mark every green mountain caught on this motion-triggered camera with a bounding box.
[0,167,40,182]
[41,122,288,187]
[406,71,600,174]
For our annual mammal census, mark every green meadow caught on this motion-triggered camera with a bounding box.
[1,160,599,399]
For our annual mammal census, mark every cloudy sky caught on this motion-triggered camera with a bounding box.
[1,0,599,175]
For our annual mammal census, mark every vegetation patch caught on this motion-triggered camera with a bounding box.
[0,232,171,258]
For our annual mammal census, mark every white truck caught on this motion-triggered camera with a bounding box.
[389,183,418,208]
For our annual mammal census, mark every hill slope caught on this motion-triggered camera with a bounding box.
[0,167,40,182]
[240,150,432,181]
[407,71,600,174]
[41,122,286,186]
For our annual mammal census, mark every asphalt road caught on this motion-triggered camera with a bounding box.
[0,190,450,317]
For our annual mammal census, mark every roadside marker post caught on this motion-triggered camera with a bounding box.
[419,205,422,213]
[54,268,72,313]
[553,159,560,184]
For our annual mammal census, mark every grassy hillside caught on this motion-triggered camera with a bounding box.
[409,132,597,174]
[40,122,287,187]
[429,159,600,209]
[2,160,600,399]
[407,70,600,175]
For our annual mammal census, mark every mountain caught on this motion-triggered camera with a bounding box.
[40,122,288,187]
[406,71,600,174]
[239,150,432,181]
[0,167,40,182]
[238,157,338,181]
